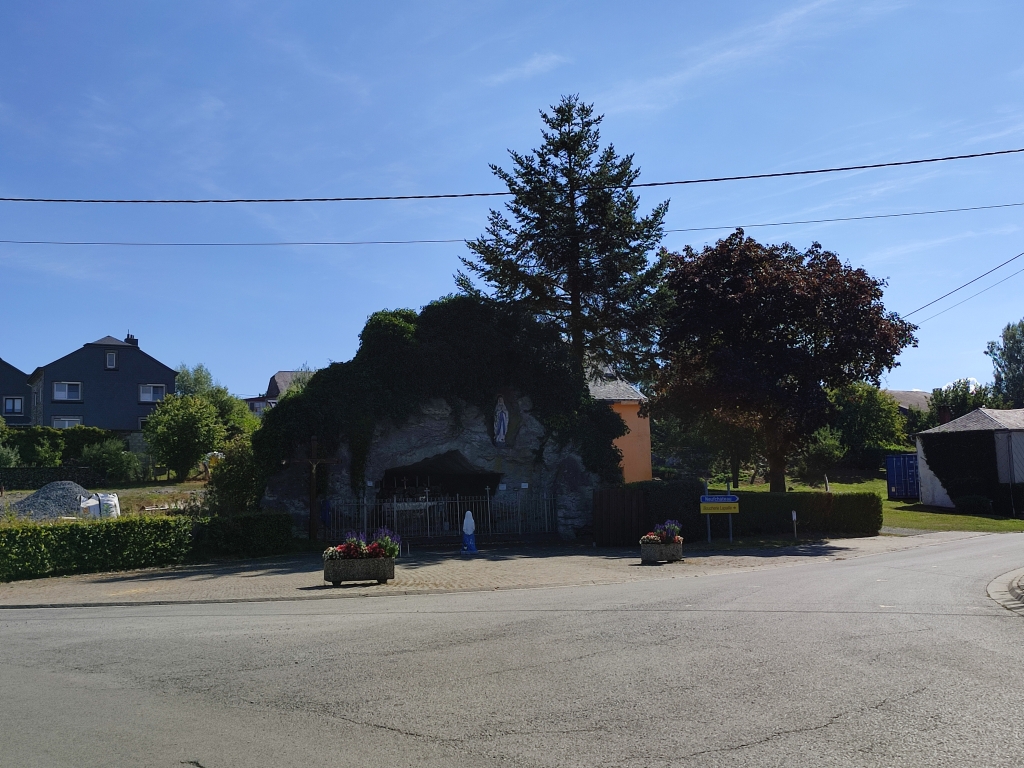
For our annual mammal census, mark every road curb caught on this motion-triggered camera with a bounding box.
[986,566,1024,616]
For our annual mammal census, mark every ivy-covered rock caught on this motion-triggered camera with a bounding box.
[255,296,626,489]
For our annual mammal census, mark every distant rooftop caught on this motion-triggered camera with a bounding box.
[266,370,300,399]
[587,371,643,402]
[884,389,930,413]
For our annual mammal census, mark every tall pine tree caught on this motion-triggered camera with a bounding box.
[457,96,668,378]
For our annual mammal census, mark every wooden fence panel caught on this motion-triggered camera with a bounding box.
[593,486,656,546]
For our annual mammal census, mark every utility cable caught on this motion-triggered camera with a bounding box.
[2,200,1022,248]
[0,147,1021,204]
[903,249,1024,317]
[917,265,1024,323]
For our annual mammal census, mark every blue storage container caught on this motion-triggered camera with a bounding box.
[886,454,920,500]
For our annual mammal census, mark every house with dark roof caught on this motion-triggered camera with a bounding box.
[588,371,652,483]
[916,407,1024,509]
[884,389,931,416]
[245,371,301,416]
[0,357,32,425]
[27,334,177,432]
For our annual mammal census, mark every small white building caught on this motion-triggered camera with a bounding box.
[916,408,1024,508]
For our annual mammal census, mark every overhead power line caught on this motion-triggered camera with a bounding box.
[1,147,1021,204]
[903,249,1024,317]
[917,264,1024,323]
[2,200,1022,248]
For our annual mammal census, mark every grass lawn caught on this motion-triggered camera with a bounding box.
[710,471,1024,533]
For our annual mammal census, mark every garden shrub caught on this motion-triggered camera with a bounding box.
[794,427,846,481]
[204,436,264,514]
[81,439,142,483]
[0,513,294,582]
[60,426,120,464]
[6,427,65,467]
[0,443,19,469]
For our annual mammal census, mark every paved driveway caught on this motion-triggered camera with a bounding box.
[2,532,1023,767]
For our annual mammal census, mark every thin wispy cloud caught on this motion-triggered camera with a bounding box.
[600,0,903,114]
[484,53,568,85]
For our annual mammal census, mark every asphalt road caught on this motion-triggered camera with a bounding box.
[2,533,1023,768]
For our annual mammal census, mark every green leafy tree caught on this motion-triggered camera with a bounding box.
[176,363,259,441]
[795,426,847,482]
[0,443,19,469]
[457,95,669,377]
[143,394,225,480]
[985,319,1024,407]
[828,383,908,462]
[927,379,1009,423]
[657,230,916,492]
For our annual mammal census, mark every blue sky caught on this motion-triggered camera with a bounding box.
[2,1,1023,396]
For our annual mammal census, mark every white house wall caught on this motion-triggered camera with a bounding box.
[994,431,1024,484]
[916,436,954,508]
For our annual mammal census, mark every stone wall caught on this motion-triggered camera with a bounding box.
[262,394,600,539]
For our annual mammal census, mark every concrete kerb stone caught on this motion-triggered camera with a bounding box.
[987,566,1024,616]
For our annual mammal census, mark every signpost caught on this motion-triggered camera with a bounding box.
[700,490,740,543]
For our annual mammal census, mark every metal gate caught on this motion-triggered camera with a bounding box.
[319,493,557,541]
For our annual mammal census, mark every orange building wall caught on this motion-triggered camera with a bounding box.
[610,401,653,483]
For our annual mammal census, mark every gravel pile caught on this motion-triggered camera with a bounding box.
[13,481,90,520]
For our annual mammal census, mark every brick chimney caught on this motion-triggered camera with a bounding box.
[938,405,953,425]
[124,332,139,346]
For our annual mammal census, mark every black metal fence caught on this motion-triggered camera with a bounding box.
[319,493,557,541]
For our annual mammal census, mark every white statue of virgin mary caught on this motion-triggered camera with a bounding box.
[494,395,509,446]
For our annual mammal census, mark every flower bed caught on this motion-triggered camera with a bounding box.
[323,528,400,586]
[640,519,683,564]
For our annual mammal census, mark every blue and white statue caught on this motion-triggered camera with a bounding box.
[494,395,509,446]
[461,510,477,555]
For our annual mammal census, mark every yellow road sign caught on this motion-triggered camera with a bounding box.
[700,502,739,515]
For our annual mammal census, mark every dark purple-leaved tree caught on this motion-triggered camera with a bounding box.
[656,230,917,492]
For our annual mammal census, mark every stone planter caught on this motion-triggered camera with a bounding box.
[324,557,395,586]
[640,540,683,564]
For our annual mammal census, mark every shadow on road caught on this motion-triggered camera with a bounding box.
[79,539,853,586]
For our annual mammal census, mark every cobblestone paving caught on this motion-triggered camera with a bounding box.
[0,531,987,608]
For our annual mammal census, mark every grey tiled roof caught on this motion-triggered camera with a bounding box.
[89,335,131,346]
[918,407,1024,433]
[884,389,930,412]
[266,371,299,399]
[587,373,643,402]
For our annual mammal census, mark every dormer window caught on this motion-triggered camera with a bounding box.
[106,351,117,369]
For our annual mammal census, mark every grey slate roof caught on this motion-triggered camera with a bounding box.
[587,372,644,402]
[918,407,1024,434]
[266,371,299,399]
[88,336,132,346]
[884,389,930,412]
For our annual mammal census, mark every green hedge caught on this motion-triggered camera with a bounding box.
[618,480,882,542]
[0,513,294,582]
[0,466,104,491]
